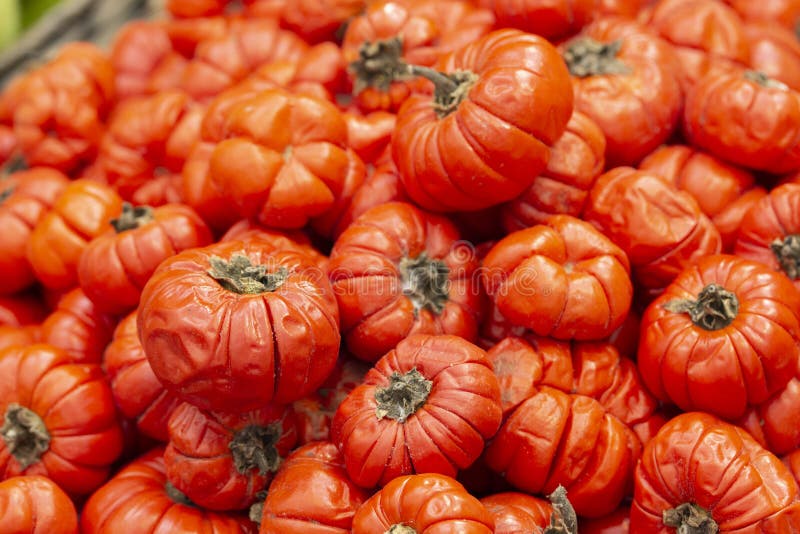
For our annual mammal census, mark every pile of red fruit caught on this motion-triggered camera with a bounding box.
[3,0,800,532]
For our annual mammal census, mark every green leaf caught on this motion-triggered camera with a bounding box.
[0,0,21,51]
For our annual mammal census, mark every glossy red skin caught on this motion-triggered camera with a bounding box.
[40,288,117,365]
[487,336,657,432]
[81,448,256,533]
[0,325,39,352]
[343,0,494,113]
[580,505,630,533]
[0,344,124,497]
[483,215,632,340]
[104,311,180,442]
[331,334,502,488]
[745,22,800,92]
[739,366,800,456]
[638,144,758,251]
[643,0,749,91]
[630,408,673,447]
[566,17,682,167]
[258,42,349,99]
[583,166,722,295]
[0,475,78,534]
[0,168,70,295]
[684,68,800,174]
[329,202,482,362]
[484,387,639,518]
[0,292,47,327]
[130,173,184,207]
[259,441,370,533]
[725,0,800,29]
[481,492,552,534]
[571,342,658,433]
[183,88,364,232]
[344,111,396,165]
[78,203,212,315]
[225,52,343,106]
[393,28,574,212]
[307,144,368,241]
[26,179,124,291]
[490,0,596,40]
[329,160,408,239]
[165,402,297,511]
[631,412,800,532]
[487,335,574,417]
[352,473,494,533]
[12,43,114,172]
[292,357,369,445]
[715,187,769,252]
[110,21,184,100]
[178,19,308,102]
[502,111,606,232]
[638,254,800,420]
[735,183,800,291]
[95,90,203,199]
[219,220,328,269]
[138,240,340,412]
[786,447,800,480]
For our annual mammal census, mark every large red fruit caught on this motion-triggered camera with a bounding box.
[391,28,574,211]
[78,202,212,315]
[735,183,800,292]
[484,386,639,518]
[177,18,309,102]
[638,254,800,420]
[81,448,256,533]
[26,179,123,291]
[0,168,69,295]
[343,0,494,113]
[642,0,749,91]
[684,67,800,174]
[501,111,606,232]
[256,441,370,533]
[329,201,482,362]
[638,144,765,251]
[182,86,365,233]
[164,402,297,511]
[137,240,340,412]
[481,215,632,340]
[0,475,78,534]
[583,166,721,297]
[331,334,502,488]
[562,17,682,167]
[104,311,180,442]
[351,473,494,533]
[94,90,204,199]
[480,492,553,534]
[631,412,800,532]
[12,43,114,172]
[0,344,124,497]
[40,288,118,365]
